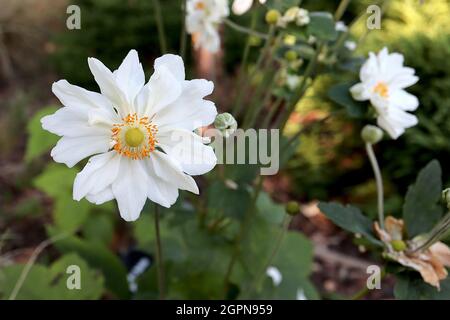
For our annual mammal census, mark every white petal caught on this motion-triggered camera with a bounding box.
[73,151,121,201]
[115,49,145,104]
[86,188,114,205]
[377,115,404,140]
[88,57,129,115]
[136,65,182,116]
[155,79,216,131]
[390,90,419,111]
[50,136,111,168]
[112,159,149,221]
[52,80,114,113]
[349,83,370,101]
[148,150,199,194]
[266,266,282,286]
[41,107,111,138]
[360,52,379,82]
[154,54,185,82]
[232,0,253,15]
[146,174,179,209]
[157,129,217,176]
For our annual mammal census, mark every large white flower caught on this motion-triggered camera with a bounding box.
[350,47,419,139]
[232,0,266,15]
[186,0,230,53]
[41,50,217,221]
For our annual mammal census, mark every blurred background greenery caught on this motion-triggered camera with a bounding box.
[0,0,449,299]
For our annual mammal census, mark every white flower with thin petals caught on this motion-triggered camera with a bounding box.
[186,0,230,53]
[350,47,419,139]
[41,50,217,221]
[232,0,266,15]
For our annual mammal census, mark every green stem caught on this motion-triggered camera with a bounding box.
[154,204,166,299]
[262,96,283,128]
[152,0,167,54]
[224,177,265,295]
[244,215,291,298]
[334,0,352,20]
[180,0,187,60]
[365,143,385,230]
[224,18,269,39]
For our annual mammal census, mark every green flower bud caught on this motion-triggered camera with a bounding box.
[285,201,300,216]
[284,50,298,62]
[361,125,383,144]
[283,34,296,46]
[249,36,262,47]
[265,9,281,25]
[442,188,450,208]
[214,112,237,138]
[390,240,407,252]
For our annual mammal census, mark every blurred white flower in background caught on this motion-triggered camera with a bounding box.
[266,266,282,286]
[344,40,357,51]
[42,50,217,221]
[232,0,266,15]
[350,47,419,139]
[278,7,310,28]
[335,21,348,32]
[186,0,230,53]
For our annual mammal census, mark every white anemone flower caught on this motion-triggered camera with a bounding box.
[41,50,217,221]
[232,0,266,15]
[186,0,230,53]
[350,47,419,139]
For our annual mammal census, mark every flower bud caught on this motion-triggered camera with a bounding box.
[442,188,450,208]
[285,201,300,216]
[361,125,383,144]
[284,50,298,62]
[214,112,237,138]
[265,9,281,25]
[249,35,262,47]
[390,240,407,252]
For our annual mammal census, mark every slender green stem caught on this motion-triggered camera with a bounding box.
[234,26,275,118]
[180,0,187,60]
[334,0,352,20]
[224,19,269,39]
[154,204,166,299]
[231,10,258,116]
[152,0,167,54]
[262,96,283,128]
[224,177,265,295]
[411,211,450,253]
[244,215,291,298]
[365,143,385,230]
[277,42,324,131]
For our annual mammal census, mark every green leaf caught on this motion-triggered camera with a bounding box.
[256,192,285,225]
[25,106,59,162]
[0,254,104,300]
[403,160,443,237]
[48,227,130,299]
[83,213,115,246]
[328,83,367,118]
[34,164,90,233]
[394,274,450,300]
[318,202,382,246]
[207,181,252,220]
[307,12,338,41]
[266,0,300,11]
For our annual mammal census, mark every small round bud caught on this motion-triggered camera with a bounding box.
[249,36,262,47]
[265,9,281,25]
[361,125,383,144]
[442,188,450,208]
[283,35,296,46]
[214,112,238,138]
[285,201,300,216]
[284,50,298,62]
[390,240,407,252]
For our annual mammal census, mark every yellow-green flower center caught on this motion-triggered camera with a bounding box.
[125,127,145,147]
